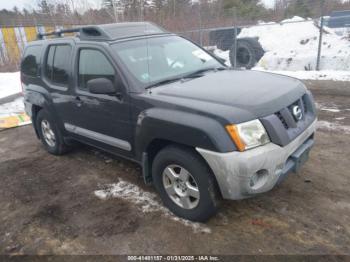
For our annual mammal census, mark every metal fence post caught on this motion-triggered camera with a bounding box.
[232,8,237,69]
[316,0,325,71]
[199,3,203,46]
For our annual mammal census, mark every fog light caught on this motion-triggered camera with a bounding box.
[250,169,268,189]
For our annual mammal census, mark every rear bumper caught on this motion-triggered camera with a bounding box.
[196,119,317,200]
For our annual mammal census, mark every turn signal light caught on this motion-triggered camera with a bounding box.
[225,124,246,152]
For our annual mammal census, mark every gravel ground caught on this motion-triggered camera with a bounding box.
[0,80,349,255]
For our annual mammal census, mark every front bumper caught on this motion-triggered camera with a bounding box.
[196,119,317,200]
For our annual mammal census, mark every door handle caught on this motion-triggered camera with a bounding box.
[115,92,123,100]
[75,96,82,107]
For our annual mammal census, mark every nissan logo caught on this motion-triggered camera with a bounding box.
[292,105,303,121]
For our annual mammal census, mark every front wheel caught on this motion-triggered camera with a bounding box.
[152,145,220,222]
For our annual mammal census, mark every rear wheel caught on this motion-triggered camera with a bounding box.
[152,145,220,222]
[36,110,70,155]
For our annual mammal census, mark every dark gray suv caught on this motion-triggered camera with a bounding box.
[21,22,317,221]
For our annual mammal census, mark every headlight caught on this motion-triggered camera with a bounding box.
[225,120,270,152]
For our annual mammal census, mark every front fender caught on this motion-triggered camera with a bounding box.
[135,108,236,160]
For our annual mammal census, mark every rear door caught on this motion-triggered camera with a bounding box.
[41,42,75,127]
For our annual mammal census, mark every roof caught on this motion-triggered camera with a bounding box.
[37,22,169,41]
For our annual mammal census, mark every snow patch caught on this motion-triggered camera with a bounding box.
[94,180,211,234]
[0,72,21,99]
[0,97,24,117]
[315,103,341,113]
[213,49,231,67]
[320,107,341,113]
[280,16,308,23]
[317,121,350,134]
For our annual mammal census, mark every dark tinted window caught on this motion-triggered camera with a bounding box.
[45,45,71,85]
[78,49,115,89]
[21,45,42,77]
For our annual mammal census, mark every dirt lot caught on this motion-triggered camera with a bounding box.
[0,80,349,255]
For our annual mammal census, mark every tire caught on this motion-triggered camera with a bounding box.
[152,145,220,222]
[36,109,70,155]
[230,38,264,69]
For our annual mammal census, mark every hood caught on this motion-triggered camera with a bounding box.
[149,70,306,123]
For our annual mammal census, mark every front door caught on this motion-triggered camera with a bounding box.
[66,45,133,156]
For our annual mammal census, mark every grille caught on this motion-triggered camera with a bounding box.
[261,93,315,147]
[275,112,289,129]
[302,95,308,113]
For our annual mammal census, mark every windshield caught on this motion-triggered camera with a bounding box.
[111,35,223,88]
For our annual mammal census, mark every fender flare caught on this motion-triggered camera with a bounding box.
[135,108,236,160]
[135,108,237,184]
[24,87,63,135]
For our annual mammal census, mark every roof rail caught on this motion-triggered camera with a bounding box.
[36,22,168,41]
[37,28,81,40]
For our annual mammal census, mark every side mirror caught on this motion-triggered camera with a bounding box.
[87,78,116,95]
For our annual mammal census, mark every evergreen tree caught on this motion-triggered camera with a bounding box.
[286,0,311,18]
[221,0,266,21]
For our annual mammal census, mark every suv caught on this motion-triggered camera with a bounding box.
[21,22,317,222]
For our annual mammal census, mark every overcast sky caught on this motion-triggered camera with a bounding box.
[0,0,276,12]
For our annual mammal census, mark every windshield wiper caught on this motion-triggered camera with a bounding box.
[182,67,227,79]
[145,76,184,89]
[145,67,227,89]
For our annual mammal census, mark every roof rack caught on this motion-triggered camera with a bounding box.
[36,22,169,41]
[37,28,81,40]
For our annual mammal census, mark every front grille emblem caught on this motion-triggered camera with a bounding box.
[292,105,303,121]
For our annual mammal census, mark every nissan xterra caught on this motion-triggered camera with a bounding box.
[21,22,317,221]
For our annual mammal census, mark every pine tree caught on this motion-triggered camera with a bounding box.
[285,0,311,18]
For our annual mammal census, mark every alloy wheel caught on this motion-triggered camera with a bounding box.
[162,164,200,210]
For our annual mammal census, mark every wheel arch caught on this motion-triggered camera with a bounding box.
[31,104,43,138]
[142,138,222,198]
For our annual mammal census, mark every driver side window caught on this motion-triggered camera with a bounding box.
[78,49,115,90]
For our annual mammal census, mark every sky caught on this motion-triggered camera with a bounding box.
[0,0,276,12]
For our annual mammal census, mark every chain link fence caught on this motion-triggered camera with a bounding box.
[178,17,350,72]
[0,12,349,72]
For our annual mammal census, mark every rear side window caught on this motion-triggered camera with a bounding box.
[45,44,72,85]
[78,49,115,89]
[21,45,42,77]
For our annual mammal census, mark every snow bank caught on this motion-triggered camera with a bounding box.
[212,49,350,80]
[0,72,21,99]
[0,97,24,117]
[238,16,350,71]
[95,180,211,234]
[213,17,350,81]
